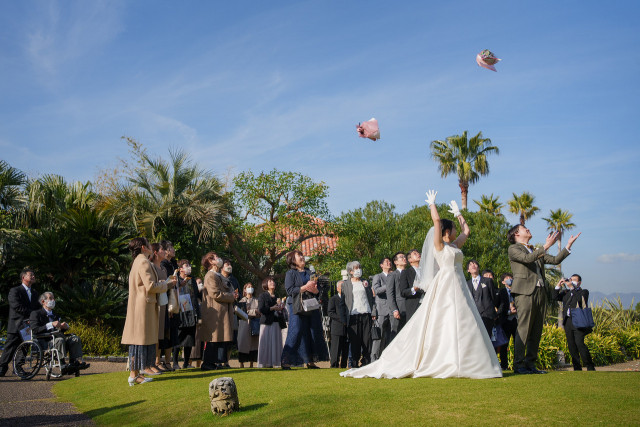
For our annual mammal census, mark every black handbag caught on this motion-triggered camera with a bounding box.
[250,317,260,336]
[370,319,381,341]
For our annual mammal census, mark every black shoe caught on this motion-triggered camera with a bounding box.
[61,364,70,375]
[573,366,583,371]
[513,367,532,375]
[530,368,547,374]
[0,366,7,377]
[306,364,320,369]
[78,362,90,370]
[281,366,291,370]
[587,366,596,371]
[201,364,217,371]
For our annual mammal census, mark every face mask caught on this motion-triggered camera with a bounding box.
[197,282,204,291]
[216,258,223,268]
[571,281,579,287]
[246,287,254,294]
[46,300,55,309]
[505,278,513,286]
[184,266,192,275]
[353,269,362,278]
[224,266,232,273]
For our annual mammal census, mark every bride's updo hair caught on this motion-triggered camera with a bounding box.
[441,219,455,237]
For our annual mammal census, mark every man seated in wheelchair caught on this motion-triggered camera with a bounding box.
[29,292,90,374]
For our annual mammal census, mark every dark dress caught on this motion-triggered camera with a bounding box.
[161,259,180,349]
[281,268,329,366]
[175,276,201,347]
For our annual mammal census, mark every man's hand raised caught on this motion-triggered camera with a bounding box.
[565,232,582,250]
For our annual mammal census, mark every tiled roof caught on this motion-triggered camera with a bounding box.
[279,216,337,257]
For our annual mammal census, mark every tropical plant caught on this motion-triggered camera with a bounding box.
[56,280,128,329]
[507,191,539,226]
[473,193,503,216]
[542,209,576,261]
[100,148,228,243]
[430,130,499,209]
[0,160,25,213]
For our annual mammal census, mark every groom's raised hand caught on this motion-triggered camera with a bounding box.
[565,232,582,250]
[543,231,560,250]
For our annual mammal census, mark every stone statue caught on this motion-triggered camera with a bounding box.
[209,377,239,416]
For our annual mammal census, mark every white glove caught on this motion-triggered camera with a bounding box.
[448,200,461,218]
[425,190,437,206]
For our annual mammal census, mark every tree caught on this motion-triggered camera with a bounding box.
[507,192,539,226]
[473,194,503,216]
[0,160,26,212]
[226,169,334,283]
[430,131,499,209]
[542,209,576,265]
[100,148,228,244]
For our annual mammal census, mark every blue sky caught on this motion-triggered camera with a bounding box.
[1,1,639,294]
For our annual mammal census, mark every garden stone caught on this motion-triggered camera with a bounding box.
[209,377,239,416]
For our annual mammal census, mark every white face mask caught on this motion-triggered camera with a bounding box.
[246,287,254,295]
[224,265,232,273]
[215,258,223,268]
[184,266,192,275]
[46,300,55,309]
[571,281,579,287]
[353,269,362,278]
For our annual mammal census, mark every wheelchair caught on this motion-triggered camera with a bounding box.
[12,323,80,381]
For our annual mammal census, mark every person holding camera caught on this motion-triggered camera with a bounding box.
[552,275,595,371]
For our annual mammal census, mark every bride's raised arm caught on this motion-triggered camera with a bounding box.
[425,190,444,251]
[448,200,470,248]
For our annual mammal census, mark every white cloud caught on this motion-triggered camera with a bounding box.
[597,253,640,263]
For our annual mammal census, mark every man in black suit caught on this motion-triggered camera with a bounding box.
[497,273,518,370]
[0,269,40,376]
[327,281,349,368]
[387,252,407,338]
[30,292,89,373]
[552,274,595,371]
[466,260,498,336]
[398,249,425,322]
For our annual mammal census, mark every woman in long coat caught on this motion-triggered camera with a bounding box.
[237,283,260,367]
[122,237,176,386]
[200,251,236,370]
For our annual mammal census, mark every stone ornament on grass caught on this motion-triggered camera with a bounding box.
[209,377,239,416]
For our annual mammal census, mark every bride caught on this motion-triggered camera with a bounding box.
[340,190,502,379]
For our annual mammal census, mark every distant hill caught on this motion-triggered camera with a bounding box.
[588,292,640,309]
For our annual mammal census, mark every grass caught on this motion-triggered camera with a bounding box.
[54,367,640,426]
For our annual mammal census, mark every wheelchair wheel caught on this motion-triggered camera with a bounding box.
[45,351,63,381]
[13,340,42,380]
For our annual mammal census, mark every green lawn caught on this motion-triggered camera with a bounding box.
[54,368,640,426]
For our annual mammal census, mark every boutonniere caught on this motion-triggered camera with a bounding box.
[481,283,487,289]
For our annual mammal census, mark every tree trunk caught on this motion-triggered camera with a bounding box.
[459,181,469,210]
[520,213,525,226]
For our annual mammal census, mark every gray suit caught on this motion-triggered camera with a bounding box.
[386,269,406,339]
[371,272,392,360]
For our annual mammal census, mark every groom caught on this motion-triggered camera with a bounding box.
[507,225,580,374]
[398,249,425,322]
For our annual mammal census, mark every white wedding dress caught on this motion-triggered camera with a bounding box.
[340,235,502,379]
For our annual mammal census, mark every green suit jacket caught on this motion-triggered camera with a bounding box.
[508,244,570,296]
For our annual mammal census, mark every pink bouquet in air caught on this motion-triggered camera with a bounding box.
[356,118,380,141]
[476,49,501,72]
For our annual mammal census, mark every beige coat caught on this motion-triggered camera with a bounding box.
[200,270,235,342]
[121,254,168,345]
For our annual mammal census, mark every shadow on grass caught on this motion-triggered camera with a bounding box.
[151,369,248,381]
[240,403,268,412]
[84,400,145,418]
[0,414,91,426]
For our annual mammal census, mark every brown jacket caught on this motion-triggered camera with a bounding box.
[200,270,235,342]
[508,243,570,296]
[121,254,168,345]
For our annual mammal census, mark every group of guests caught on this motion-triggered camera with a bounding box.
[327,245,593,373]
[0,269,90,377]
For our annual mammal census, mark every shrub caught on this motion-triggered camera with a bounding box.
[68,319,126,356]
[584,333,626,366]
[537,324,569,370]
[57,280,127,330]
[614,329,640,360]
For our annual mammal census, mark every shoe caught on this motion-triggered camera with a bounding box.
[281,366,291,370]
[513,367,532,375]
[306,364,320,369]
[0,366,7,377]
[78,362,90,370]
[140,369,162,376]
[182,364,193,369]
[128,375,153,386]
[162,362,174,371]
[172,363,181,370]
[587,366,596,371]
[61,364,70,376]
[529,368,547,374]
[154,364,167,372]
[201,364,218,371]
[222,363,231,369]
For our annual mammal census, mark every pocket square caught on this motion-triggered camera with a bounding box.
[481,283,487,289]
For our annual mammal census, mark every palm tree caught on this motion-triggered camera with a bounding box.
[542,208,576,328]
[507,192,539,226]
[0,160,26,211]
[100,149,228,243]
[430,131,499,209]
[473,194,503,216]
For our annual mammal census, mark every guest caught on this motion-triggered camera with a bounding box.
[200,252,235,371]
[342,261,376,367]
[150,242,173,373]
[398,249,425,322]
[122,237,176,386]
[327,281,349,368]
[281,250,329,369]
[30,292,90,374]
[173,259,201,369]
[497,273,518,370]
[161,240,180,272]
[386,252,407,339]
[237,283,260,368]
[371,257,393,360]
[220,259,240,367]
[552,275,595,371]
[466,260,498,336]
[257,277,285,368]
[191,277,205,367]
[0,268,40,377]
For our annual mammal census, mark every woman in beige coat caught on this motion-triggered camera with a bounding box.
[200,251,236,371]
[122,237,176,386]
